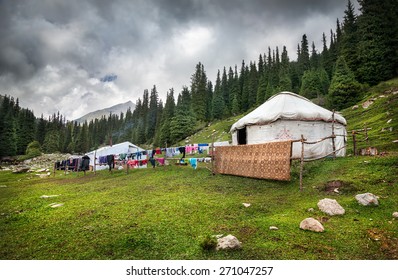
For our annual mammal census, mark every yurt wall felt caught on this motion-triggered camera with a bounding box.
[214,141,292,181]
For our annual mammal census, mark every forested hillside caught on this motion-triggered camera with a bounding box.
[0,0,397,157]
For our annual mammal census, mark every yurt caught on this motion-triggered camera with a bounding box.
[86,141,146,171]
[230,92,347,159]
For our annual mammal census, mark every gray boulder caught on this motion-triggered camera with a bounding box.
[355,193,379,206]
[317,198,345,216]
[299,218,324,232]
[216,234,242,250]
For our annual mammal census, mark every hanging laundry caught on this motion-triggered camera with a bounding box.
[156,158,165,165]
[80,155,90,171]
[155,148,162,155]
[189,158,198,169]
[178,146,186,158]
[107,154,115,171]
[166,148,173,158]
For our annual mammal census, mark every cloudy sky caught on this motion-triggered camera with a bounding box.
[0,0,359,120]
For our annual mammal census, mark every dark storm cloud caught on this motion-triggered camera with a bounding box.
[0,0,357,119]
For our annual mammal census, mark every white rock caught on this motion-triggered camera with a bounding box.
[392,212,398,218]
[216,234,242,250]
[355,193,379,206]
[307,208,315,212]
[40,195,60,198]
[269,226,279,230]
[317,198,345,216]
[49,203,64,208]
[242,203,251,207]
[299,218,324,232]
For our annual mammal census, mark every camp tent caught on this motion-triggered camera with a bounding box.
[230,92,347,159]
[86,141,146,171]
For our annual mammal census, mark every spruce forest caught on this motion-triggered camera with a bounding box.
[0,0,397,158]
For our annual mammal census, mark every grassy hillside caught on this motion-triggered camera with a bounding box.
[181,78,398,153]
[0,155,397,260]
[342,77,398,153]
[0,79,397,260]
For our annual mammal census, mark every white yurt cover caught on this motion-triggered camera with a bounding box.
[230,92,347,159]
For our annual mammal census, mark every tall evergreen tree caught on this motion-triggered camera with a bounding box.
[212,70,225,119]
[328,56,362,110]
[356,0,398,85]
[341,0,359,76]
[190,62,208,121]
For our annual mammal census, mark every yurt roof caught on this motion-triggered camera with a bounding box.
[230,92,347,132]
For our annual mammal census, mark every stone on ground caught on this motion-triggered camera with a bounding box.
[355,193,379,206]
[317,198,345,216]
[216,234,242,250]
[299,218,324,232]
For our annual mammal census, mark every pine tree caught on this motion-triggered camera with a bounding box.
[356,0,398,85]
[328,56,362,110]
[341,0,359,76]
[212,70,225,119]
[146,85,159,141]
[298,34,310,77]
[169,87,195,143]
[191,62,208,121]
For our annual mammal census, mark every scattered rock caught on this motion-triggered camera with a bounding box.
[362,99,375,109]
[269,226,279,230]
[307,208,315,212]
[36,173,50,178]
[355,193,379,206]
[392,212,398,218]
[387,119,392,124]
[49,203,64,208]
[334,188,340,194]
[360,147,378,156]
[317,198,345,216]
[216,234,242,250]
[36,168,47,173]
[352,105,359,110]
[12,166,30,173]
[0,185,8,188]
[40,195,60,198]
[299,218,324,232]
[242,203,251,208]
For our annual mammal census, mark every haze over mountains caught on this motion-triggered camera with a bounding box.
[73,101,135,124]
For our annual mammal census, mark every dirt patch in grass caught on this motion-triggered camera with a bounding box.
[367,228,398,259]
[320,180,362,194]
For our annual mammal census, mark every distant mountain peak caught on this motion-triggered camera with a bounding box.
[74,101,135,124]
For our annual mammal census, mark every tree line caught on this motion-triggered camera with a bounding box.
[0,0,397,157]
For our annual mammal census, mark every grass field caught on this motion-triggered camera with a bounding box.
[1,155,397,260]
[1,79,398,260]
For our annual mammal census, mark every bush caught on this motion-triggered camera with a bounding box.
[22,141,42,159]
[199,235,217,251]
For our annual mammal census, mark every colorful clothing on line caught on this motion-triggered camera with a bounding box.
[189,158,198,169]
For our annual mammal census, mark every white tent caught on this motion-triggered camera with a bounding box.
[230,92,347,159]
[86,141,146,171]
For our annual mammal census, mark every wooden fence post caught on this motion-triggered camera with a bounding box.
[300,134,305,192]
[332,110,336,159]
[211,130,215,175]
[352,131,357,156]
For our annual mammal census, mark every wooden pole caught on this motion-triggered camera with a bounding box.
[352,131,357,156]
[211,130,215,175]
[332,110,336,159]
[300,134,305,192]
[94,151,96,175]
